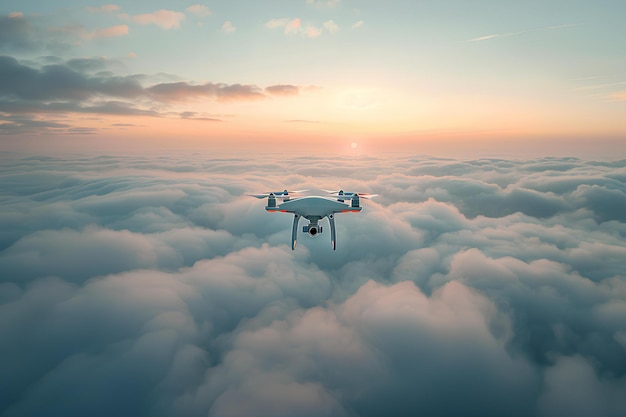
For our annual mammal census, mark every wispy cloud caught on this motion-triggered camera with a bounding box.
[572,75,626,102]
[132,10,185,30]
[81,25,129,40]
[351,20,364,29]
[323,20,339,34]
[469,34,501,42]
[265,18,290,29]
[307,25,322,38]
[285,18,301,34]
[179,111,221,121]
[86,4,120,14]
[610,90,626,101]
[284,119,320,124]
[468,23,578,42]
[1,15,76,53]
[265,17,330,38]
[0,114,71,135]
[186,5,211,17]
[221,21,236,33]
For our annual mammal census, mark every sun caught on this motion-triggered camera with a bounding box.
[351,142,358,149]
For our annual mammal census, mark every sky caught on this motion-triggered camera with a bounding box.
[0,0,625,156]
[1,153,626,417]
[1,3,626,416]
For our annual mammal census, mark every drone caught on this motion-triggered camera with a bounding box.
[250,189,376,250]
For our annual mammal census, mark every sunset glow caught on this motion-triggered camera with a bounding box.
[0,1,624,156]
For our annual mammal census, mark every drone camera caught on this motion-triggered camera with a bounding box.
[302,225,323,236]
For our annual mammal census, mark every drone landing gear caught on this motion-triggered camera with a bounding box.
[291,214,338,251]
[329,214,337,250]
[291,214,299,250]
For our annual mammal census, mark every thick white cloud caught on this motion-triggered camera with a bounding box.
[0,153,625,416]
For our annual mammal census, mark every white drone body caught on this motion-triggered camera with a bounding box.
[250,190,374,250]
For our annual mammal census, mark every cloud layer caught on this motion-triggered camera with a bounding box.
[1,153,625,417]
[0,55,302,134]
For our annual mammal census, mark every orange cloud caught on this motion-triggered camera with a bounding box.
[146,82,265,102]
[265,85,300,96]
[307,26,322,38]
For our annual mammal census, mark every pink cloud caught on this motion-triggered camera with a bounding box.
[307,26,322,38]
[266,17,330,38]
[284,18,301,34]
[133,10,185,30]
[265,18,289,29]
[92,25,129,39]
[63,24,129,40]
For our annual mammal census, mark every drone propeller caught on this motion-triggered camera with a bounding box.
[328,192,377,200]
[277,189,308,195]
[248,189,308,199]
[324,188,377,200]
